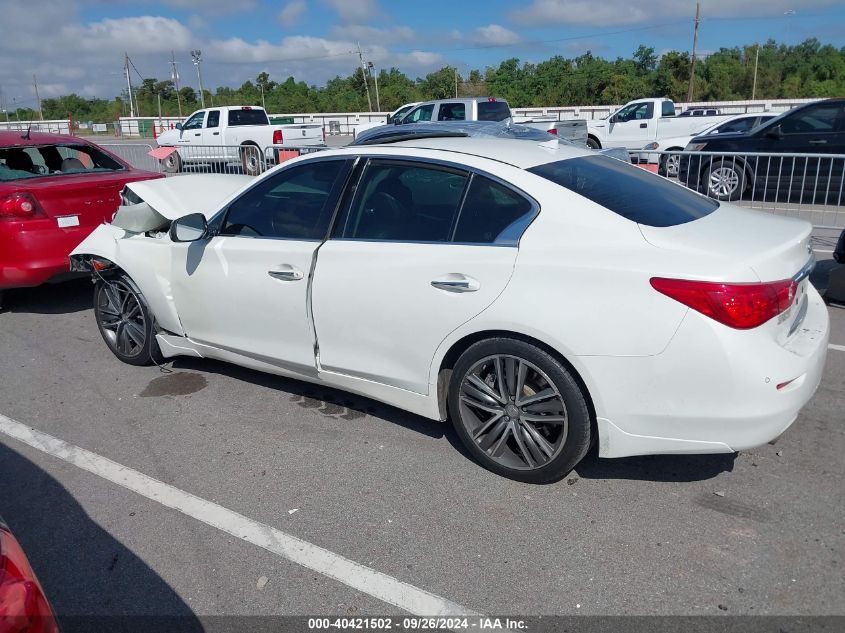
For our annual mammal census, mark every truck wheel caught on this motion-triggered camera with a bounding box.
[586,137,601,150]
[161,150,182,174]
[240,145,264,176]
[705,160,747,202]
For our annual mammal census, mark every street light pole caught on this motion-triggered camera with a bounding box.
[751,44,760,100]
[191,50,205,109]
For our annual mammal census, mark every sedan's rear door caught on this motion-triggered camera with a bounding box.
[311,158,536,394]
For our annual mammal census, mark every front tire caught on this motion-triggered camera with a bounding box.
[161,150,182,174]
[585,137,601,150]
[448,338,592,483]
[705,159,747,201]
[659,149,682,178]
[94,273,161,366]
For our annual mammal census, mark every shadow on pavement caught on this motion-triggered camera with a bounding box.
[576,450,736,483]
[2,277,92,315]
[0,443,203,632]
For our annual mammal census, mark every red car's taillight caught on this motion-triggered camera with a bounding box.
[548,128,557,135]
[0,525,59,633]
[650,277,797,330]
[0,193,45,221]
[272,130,283,145]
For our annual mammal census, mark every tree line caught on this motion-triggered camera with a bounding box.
[9,38,844,123]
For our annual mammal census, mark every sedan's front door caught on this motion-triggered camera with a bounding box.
[170,159,351,372]
[312,159,535,394]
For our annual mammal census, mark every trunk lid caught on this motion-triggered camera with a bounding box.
[639,203,812,283]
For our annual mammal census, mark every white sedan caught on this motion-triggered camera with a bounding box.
[70,136,829,483]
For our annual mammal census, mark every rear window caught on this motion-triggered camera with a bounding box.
[0,144,124,182]
[477,101,511,122]
[227,109,270,126]
[528,155,719,227]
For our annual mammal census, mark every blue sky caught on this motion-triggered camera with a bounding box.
[2,0,844,105]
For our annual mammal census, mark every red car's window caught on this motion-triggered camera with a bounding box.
[0,144,124,181]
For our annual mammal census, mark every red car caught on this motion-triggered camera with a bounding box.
[0,131,162,306]
[0,516,59,633]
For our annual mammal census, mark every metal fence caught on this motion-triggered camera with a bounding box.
[631,149,845,231]
[100,142,327,177]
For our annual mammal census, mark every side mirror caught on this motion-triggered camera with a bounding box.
[609,115,618,124]
[170,213,208,242]
[765,124,783,140]
[175,122,183,130]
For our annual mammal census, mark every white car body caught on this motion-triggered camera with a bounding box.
[70,137,829,473]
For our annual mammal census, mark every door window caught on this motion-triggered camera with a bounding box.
[615,102,653,122]
[437,103,466,121]
[220,160,349,239]
[661,101,676,117]
[206,110,220,128]
[336,160,468,242]
[182,112,205,130]
[452,175,535,245]
[715,117,758,134]
[780,104,845,134]
[404,104,434,123]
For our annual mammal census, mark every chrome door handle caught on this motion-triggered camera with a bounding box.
[431,274,480,293]
[268,265,304,281]
[808,139,827,145]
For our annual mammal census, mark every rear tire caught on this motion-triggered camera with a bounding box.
[161,150,182,174]
[586,137,601,150]
[240,144,264,176]
[94,272,161,366]
[448,338,592,483]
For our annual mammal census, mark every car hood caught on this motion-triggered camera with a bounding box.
[111,174,251,232]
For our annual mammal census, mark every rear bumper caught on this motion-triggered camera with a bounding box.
[587,285,830,458]
[0,220,94,289]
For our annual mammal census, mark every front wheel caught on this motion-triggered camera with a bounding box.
[449,338,592,483]
[705,159,747,201]
[161,150,182,174]
[94,273,161,366]
[585,137,601,150]
[659,150,682,178]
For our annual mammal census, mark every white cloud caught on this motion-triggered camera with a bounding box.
[64,16,195,54]
[328,24,415,44]
[161,0,257,14]
[320,0,379,23]
[278,1,306,27]
[472,24,521,46]
[512,0,842,26]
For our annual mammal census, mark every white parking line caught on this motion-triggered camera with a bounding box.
[830,344,845,352]
[0,413,478,617]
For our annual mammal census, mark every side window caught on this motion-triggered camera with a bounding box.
[780,104,844,134]
[717,118,756,134]
[182,112,205,130]
[437,103,466,121]
[453,175,534,245]
[220,160,349,239]
[405,104,434,123]
[206,110,220,128]
[616,102,652,121]
[338,160,467,242]
[661,101,676,117]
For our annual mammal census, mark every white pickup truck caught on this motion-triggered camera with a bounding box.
[156,106,324,175]
[585,98,734,150]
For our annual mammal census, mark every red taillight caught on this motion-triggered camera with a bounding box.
[488,97,497,102]
[0,525,59,633]
[273,130,283,145]
[548,128,557,135]
[0,193,44,221]
[650,277,797,330]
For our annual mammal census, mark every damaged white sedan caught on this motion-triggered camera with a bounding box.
[71,136,829,482]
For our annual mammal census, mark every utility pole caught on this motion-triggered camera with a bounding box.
[124,53,136,117]
[686,2,700,103]
[751,44,760,100]
[191,50,205,109]
[33,75,43,120]
[367,61,380,111]
[171,51,183,117]
[356,42,373,112]
[260,82,265,110]
[454,68,458,98]
[0,85,7,122]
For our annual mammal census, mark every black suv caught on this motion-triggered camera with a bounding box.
[677,98,845,202]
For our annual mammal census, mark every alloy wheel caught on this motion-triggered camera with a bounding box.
[708,166,740,198]
[97,280,147,357]
[457,354,568,471]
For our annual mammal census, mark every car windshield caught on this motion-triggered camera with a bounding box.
[528,155,719,227]
[0,143,125,182]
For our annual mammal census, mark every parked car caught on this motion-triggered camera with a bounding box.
[640,112,778,177]
[156,106,325,176]
[827,228,845,304]
[70,136,828,483]
[0,131,162,308]
[585,98,737,150]
[0,515,60,633]
[679,107,722,117]
[678,98,845,201]
[836,228,845,264]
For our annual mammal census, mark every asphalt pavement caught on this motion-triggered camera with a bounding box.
[0,259,843,624]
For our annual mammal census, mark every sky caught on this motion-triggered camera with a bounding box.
[1,0,844,109]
